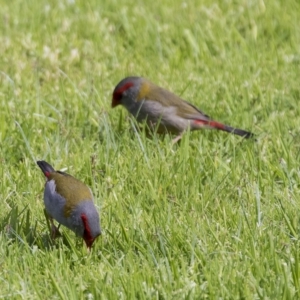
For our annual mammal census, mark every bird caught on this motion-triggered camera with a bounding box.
[111,76,254,143]
[37,160,101,250]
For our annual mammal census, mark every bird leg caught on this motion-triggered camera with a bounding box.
[172,132,184,144]
[50,219,61,240]
[44,209,61,239]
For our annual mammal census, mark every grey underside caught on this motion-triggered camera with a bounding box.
[126,100,193,132]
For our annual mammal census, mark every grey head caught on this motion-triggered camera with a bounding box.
[72,200,101,250]
[111,76,143,110]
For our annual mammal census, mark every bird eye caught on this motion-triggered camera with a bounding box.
[83,228,89,239]
[113,91,122,102]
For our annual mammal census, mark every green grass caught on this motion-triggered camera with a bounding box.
[1,0,300,298]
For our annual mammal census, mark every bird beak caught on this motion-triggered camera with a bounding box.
[111,97,119,108]
[85,238,95,251]
[84,232,101,252]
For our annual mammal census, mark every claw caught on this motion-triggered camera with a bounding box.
[172,133,183,144]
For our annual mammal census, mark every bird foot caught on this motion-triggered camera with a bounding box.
[50,224,61,240]
[172,134,183,144]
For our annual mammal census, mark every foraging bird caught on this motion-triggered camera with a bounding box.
[112,77,254,143]
[37,161,101,250]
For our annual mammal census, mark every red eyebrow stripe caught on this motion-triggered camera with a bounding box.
[113,82,134,97]
[81,214,92,239]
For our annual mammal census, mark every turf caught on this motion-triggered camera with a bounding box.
[1,0,300,298]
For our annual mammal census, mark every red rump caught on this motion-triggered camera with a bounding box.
[44,171,51,178]
[37,161,55,179]
[194,119,225,130]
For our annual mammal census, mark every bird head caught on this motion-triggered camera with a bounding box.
[112,76,142,108]
[79,203,101,251]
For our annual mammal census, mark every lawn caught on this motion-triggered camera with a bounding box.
[1,0,300,298]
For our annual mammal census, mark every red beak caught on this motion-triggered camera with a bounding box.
[111,97,119,108]
[85,238,95,251]
[84,232,101,251]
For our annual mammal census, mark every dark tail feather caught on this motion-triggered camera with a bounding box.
[222,125,254,139]
[37,161,55,178]
[193,119,254,139]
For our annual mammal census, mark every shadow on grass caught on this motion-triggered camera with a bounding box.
[1,201,85,253]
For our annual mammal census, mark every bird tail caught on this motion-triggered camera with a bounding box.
[193,119,254,139]
[37,161,55,178]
